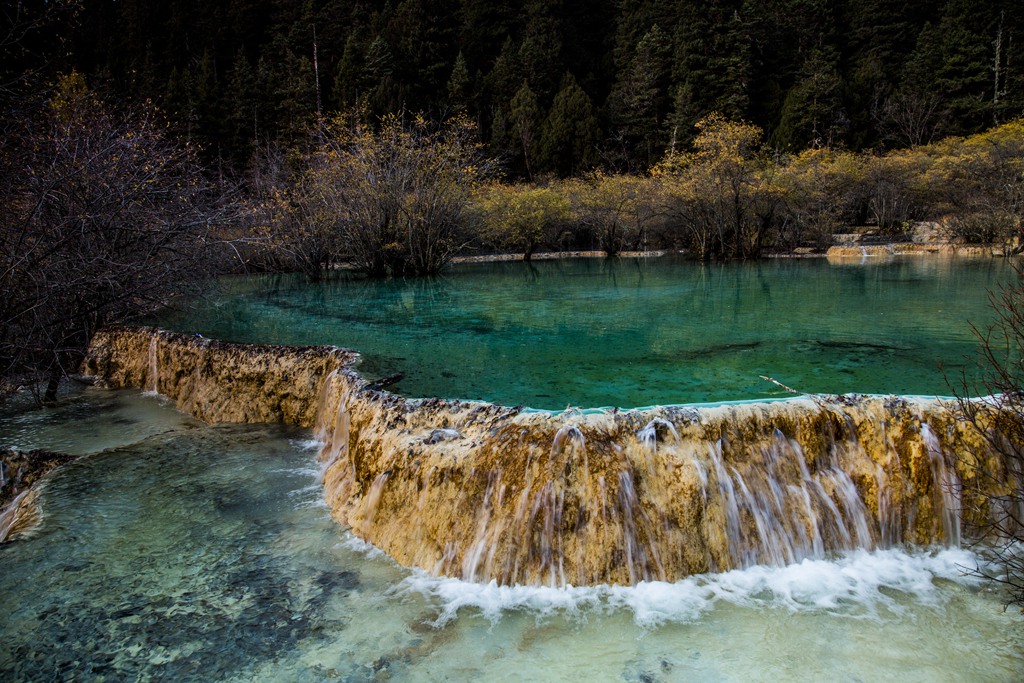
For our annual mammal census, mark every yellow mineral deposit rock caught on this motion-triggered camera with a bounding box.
[85,326,1016,587]
[84,327,357,426]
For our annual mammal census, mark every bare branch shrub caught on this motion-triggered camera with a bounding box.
[271,111,489,278]
[0,73,224,399]
[927,120,1024,249]
[954,260,1024,604]
[653,114,766,259]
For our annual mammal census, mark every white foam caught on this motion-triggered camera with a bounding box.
[140,389,171,402]
[287,482,325,500]
[340,533,388,559]
[402,577,603,627]
[398,547,983,628]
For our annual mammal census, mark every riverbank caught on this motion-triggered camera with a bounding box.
[456,242,1007,263]
[824,222,1020,259]
[452,222,1018,264]
[453,249,670,263]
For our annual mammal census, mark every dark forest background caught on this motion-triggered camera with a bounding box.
[5,0,1022,177]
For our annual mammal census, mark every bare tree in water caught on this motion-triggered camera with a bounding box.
[954,260,1024,605]
[255,110,489,279]
[0,73,225,400]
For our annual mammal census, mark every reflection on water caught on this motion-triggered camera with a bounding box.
[147,256,1011,410]
[1,389,1022,681]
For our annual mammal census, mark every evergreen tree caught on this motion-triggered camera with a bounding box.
[447,51,471,113]
[193,50,225,154]
[333,33,369,108]
[741,0,837,136]
[559,0,617,100]
[841,0,941,148]
[485,37,526,156]
[487,37,525,106]
[388,0,459,110]
[774,47,848,149]
[363,35,402,115]
[607,24,672,170]
[457,0,518,70]
[509,80,543,178]
[34,0,1024,167]
[265,34,316,144]
[900,6,991,137]
[667,1,751,146]
[225,49,261,162]
[537,73,600,176]
[164,65,194,136]
[519,0,565,102]
[610,0,659,72]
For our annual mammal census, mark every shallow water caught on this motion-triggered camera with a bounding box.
[2,390,1022,682]
[148,256,1010,410]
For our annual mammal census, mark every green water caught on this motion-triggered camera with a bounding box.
[2,389,1022,681]
[151,255,1011,410]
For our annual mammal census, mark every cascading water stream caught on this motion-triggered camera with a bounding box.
[0,489,35,542]
[145,335,159,394]
[921,422,963,546]
[310,366,998,587]
[5,254,1022,680]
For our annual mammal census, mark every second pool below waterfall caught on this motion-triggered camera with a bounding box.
[1,388,1022,682]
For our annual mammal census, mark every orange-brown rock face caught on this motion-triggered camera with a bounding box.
[316,376,1006,586]
[85,326,1014,587]
[84,327,356,426]
[0,449,80,543]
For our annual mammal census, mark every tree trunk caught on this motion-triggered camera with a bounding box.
[44,360,61,403]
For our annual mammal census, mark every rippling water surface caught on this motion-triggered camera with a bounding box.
[2,389,1022,681]
[148,255,1010,410]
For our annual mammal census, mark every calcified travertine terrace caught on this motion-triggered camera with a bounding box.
[84,326,1010,587]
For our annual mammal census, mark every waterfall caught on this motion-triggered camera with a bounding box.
[921,423,963,547]
[82,327,1014,588]
[0,489,40,543]
[312,371,999,587]
[145,336,159,395]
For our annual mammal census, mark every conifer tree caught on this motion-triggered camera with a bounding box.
[225,49,261,161]
[333,33,369,108]
[519,0,565,102]
[363,35,402,115]
[842,0,940,148]
[447,51,471,113]
[537,73,600,176]
[774,47,848,149]
[900,3,994,137]
[487,37,526,107]
[265,36,316,144]
[667,1,751,146]
[607,23,672,170]
[457,0,517,71]
[509,80,542,178]
[388,0,459,110]
[485,37,526,159]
